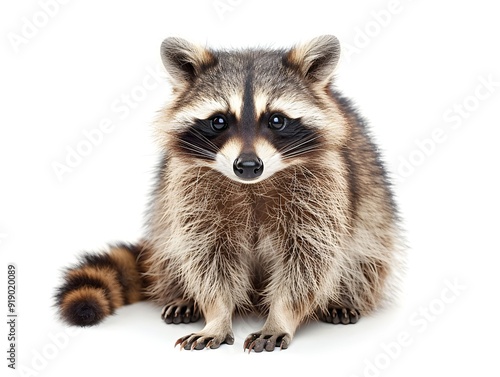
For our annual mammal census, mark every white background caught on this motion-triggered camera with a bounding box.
[1,0,499,376]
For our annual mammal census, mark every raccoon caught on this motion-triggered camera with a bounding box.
[55,35,402,352]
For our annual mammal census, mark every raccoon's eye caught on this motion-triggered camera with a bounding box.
[268,113,287,131]
[210,115,228,131]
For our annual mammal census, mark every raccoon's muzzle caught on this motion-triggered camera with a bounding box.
[233,153,264,180]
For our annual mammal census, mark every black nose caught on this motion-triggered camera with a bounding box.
[233,154,264,180]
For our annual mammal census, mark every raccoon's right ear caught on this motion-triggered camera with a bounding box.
[160,37,216,87]
[285,35,341,86]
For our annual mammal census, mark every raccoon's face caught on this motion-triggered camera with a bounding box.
[159,36,346,184]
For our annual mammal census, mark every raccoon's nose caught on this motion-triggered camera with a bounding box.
[233,154,264,180]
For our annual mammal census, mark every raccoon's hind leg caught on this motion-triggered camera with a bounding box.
[161,300,200,324]
[317,257,392,325]
[55,243,148,326]
[317,307,361,324]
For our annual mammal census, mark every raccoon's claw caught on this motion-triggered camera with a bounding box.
[319,307,360,324]
[175,332,234,350]
[161,302,200,324]
[243,332,291,353]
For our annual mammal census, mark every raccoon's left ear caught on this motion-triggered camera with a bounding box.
[160,37,216,87]
[285,35,340,86]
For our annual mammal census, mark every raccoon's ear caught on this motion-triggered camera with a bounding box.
[285,35,340,86]
[160,37,216,87]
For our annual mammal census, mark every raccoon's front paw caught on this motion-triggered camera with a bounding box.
[161,301,200,324]
[175,332,235,350]
[318,307,360,324]
[243,331,291,353]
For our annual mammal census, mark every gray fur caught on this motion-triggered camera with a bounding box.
[55,36,403,352]
[142,36,404,350]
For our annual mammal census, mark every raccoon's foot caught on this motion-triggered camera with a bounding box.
[174,298,235,350]
[175,332,234,350]
[318,307,360,324]
[161,301,200,324]
[243,300,299,352]
[243,331,291,353]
